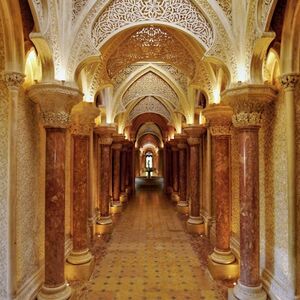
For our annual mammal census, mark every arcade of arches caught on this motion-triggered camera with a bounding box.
[0,0,300,299]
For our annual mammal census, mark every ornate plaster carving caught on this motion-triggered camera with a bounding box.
[106,26,196,78]
[122,72,179,107]
[2,72,25,90]
[280,73,300,91]
[215,0,232,23]
[91,0,214,50]
[72,0,89,21]
[28,83,82,128]
[128,96,171,122]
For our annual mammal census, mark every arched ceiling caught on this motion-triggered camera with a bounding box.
[136,122,163,148]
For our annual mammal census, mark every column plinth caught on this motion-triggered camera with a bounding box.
[223,84,277,300]
[94,125,116,234]
[203,105,237,279]
[28,83,82,300]
[184,125,206,234]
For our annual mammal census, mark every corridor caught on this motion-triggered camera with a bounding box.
[71,179,227,300]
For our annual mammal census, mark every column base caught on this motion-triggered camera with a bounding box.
[37,282,71,300]
[65,256,95,281]
[67,249,92,265]
[211,248,236,264]
[171,191,180,203]
[177,201,189,214]
[120,192,128,203]
[208,255,239,280]
[96,216,113,234]
[110,201,122,214]
[228,281,267,300]
[125,187,132,195]
[186,216,204,234]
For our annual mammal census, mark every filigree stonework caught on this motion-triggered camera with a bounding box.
[210,125,231,136]
[92,0,214,49]
[70,123,94,135]
[232,111,262,127]
[3,72,25,89]
[41,111,71,128]
[280,74,300,91]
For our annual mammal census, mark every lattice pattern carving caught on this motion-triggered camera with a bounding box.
[215,0,232,23]
[128,96,171,122]
[112,64,142,91]
[72,0,89,21]
[107,26,195,78]
[91,0,214,49]
[122,72,179,107]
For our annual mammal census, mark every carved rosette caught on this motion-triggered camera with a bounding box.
[2,71,25,90]
[280,73,300,91]
[222,84,277,128]
[203,104,233,136]
[70,102,100,136]
[28,82,83,128]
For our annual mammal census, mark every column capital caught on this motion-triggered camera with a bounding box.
[203,104,233,136]
[222,84,277,128]
[112,133,125,144]
[280,73,300,91]
[28,82,83,128]
[184,125,206,145]
[2,71,25,90]
[112,143,123,150]
[94,124,116,145]
[70,102,100,135]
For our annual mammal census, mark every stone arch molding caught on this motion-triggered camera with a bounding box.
[91,0,214,51]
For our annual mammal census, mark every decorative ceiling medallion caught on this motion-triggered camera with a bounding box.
[122,71,179,107]
[128,96,171,122]
[91,0,214,49]
[107,26,195,78]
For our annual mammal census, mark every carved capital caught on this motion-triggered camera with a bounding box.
[210,125,231,136]
[222,84,277,128]
[70,102,99,135]
[280,73,300,91]
[203,104,232,136]
[2,72,25,90]
[28,82,83,128]
[112,143,123,150]
[99,137,113,145]
[187,137,201,146]
[184,124,206,139]
[94,124,116,144]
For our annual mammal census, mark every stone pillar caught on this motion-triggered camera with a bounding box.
[184,125,206,234]
[94,125,116,234]
[28,83,82,300]
[171,143,179,202]
[203,104,238,280]
[176,136,189,214]
[223,84,276,300]
[111,135,124,214]
[3,72,25,299]
[165,142,173,194]
[65,102,99,280]
[120,144,128,203]
[280,74,300,296]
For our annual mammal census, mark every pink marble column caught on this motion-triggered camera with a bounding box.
[223,85,276,300]
[111,141,123,213]
[203,105,235,266]
[28,83,82,300]
[95,126,116,228]
[171,145,179,194]
[166,143,173,194]
[120,145,128,202]
[184,125,206,232]
[176,136,188,213]
[67,102,99,265]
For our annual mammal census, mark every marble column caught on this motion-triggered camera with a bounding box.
[223,84,277,300]
[66,102,99,276]
[171,143,179,202]
[280,73,300,296]
[94,125,116,233]
[176,136,189,214]
[28,83,82,300]
[120,144,128,203]
[184,125,206,234]
[111,137,123,213]
[203,105,237,280]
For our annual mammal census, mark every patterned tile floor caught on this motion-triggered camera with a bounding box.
[71,179,229,299]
